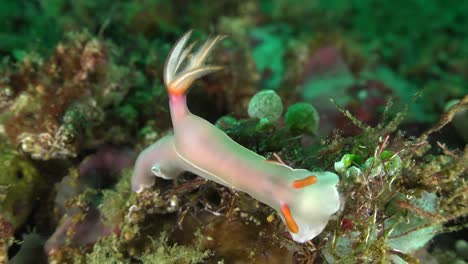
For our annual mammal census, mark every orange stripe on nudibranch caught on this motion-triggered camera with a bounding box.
[292,175,317,189]
[281,203,298,233]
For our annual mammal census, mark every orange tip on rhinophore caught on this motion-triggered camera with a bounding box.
[168,85,184,96]
[281,204,299,233]
[292,175,317,189]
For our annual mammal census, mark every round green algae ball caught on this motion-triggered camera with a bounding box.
[215,115,238,130]
[247,90,283,123]
[285,102,319,135]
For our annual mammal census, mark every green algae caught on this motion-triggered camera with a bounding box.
[247,90,284,123]
[87,232,211,264]
[285,102,320,136]
[98,169,134,225]
[0,148,42,228]
[138,233,212,264]
[250,25,290,90]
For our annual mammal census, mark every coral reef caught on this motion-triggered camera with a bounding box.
[0,0,466,263]
[0,32,133,160]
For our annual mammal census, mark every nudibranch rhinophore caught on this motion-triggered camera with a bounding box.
[132,31,341,243]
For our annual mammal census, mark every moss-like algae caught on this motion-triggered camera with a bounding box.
[0,148,42,228]
[86,232,211,264]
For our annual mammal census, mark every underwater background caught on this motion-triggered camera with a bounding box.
[0,0,467,263]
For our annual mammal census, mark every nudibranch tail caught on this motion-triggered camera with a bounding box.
[131,135,183,193]
[164,30,223,96]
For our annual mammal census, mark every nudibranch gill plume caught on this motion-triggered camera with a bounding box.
[132,31,341,243]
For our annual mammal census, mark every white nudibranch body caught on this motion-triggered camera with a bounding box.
[132,31,341,243]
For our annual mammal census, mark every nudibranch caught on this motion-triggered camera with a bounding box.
[132,31,341,243]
